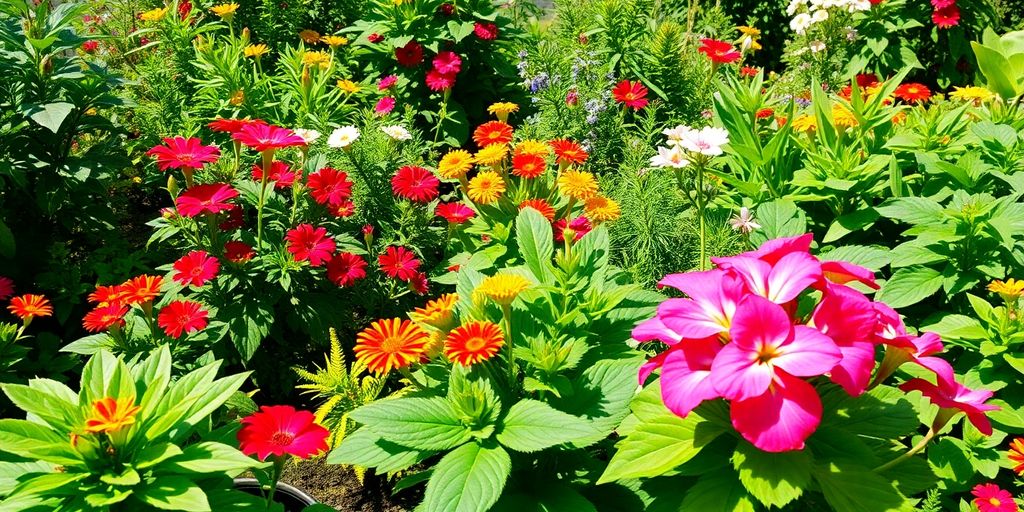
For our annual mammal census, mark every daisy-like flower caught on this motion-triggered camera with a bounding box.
[375,96,396,115]
[467,171,506,204]
[949,86,993,105]
[932,4,960,28]
[474,143,508,166]
[476,273,531,306]
[157,300,209,338]
[649,145,690,169]
[474,22,498,40]
[409,272,429,295]
[445,321,505,366]
[435,202,476,224]
[1009,438,1024,475]
[433,51,462,74]
[336,79,360,94]
[678,127,730,156]
[307,167,353,206]
[554,216,592,242]
[293,128,321,145]
[82,304,128,333]
[584,195,621,222]
[381,125,412,141]
[729,206,762,234]
[210,3,239,20]
[285,224,336,267]
[0,276,13,301]
[355,318,430,374]
[473,121,514,148]
[139,7,167,21]
[989,279,1024,302]
[224,241,256,263]
[218,205,244,230]
[379,246,421,282]
[326,252,368,287]
[438,150,474,179]
[327,126,360,148]
[392,166,440,203]
[395,40,424,67]
[176,183,239,217]
[244,44,269,58]
[832,103,858,128]
[233,124,307,153]
[328,201,355,218]
[378,74,398,90]
[238,405,329,461]
[514,139,550,157]
[549,139,588,166]
[488,102,519,123]
[120,275,163,305]
[511,153,546,178]
[172,250,220,287]
[519,199,556,221]
[252,161,298,188]
[698,38,741,64]
[209,117,265,134]
[791,114,817,133]
[894,83,932,103]
[612,80,649,110]
[84,397,141,434]
[7,294,52,321]
[299,29,321,44]
[740,66,759,77]
[321,35,348,48]
[972,483,1018,512]
[409,293,458,331]
[425,70,456,91]
[558,169,599,201]
[146,137,220,171]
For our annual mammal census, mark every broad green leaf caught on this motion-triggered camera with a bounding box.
[679,467,756,512]
[813,463,913,512]
[0,419,82,466]
[733,441,811,508]
[875,197,944,225]
[25,102,74,133]
[817,245,890,271]
[421,442,511,512]
[161,442,263,475]
[134,443,183,470]
[749,199,806,246]
[819,385,919,438]
[327,427,436,473]
[8,472,88,498]
[350,397,471,451]
[1,384,78,430]
[135,476,211,511]
[496,399,597,452]
[823,209,879,243]
[927,438,974,482]
[875,266,943,308]
[514,208,554,282]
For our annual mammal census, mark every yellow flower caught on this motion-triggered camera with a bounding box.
[210,3,239,20]
[475,274,531,306]
[487,102,519,122]
[989,279,1024,301]
[85,107,97,116]
[336,79,360,94]
[229,89,244,105]
[139,7,167,22]
[409,293,458,331]
[737,25,761,37]
[949,86,994,106]
[584,195,621,223]
[558,169,599,201]
[514,139,550,157]
[791,114,817,133]
[423,330,445,359]
[474,144,508,166]
[831,103,858,128]
[321,35,348,48]
[302,50,331,69]
[299,29,321,44]
[244,44,269,58]
[467,171,506,204]
[84,397,141,434]
[438,149,474,179]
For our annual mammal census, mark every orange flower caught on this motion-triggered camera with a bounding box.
[354,318,429,374]
[299,29,321,44]
[893,83,931,104]
[1010,438,1024,475]
[120,275,163,305]
[7,294,52,321]
[511,153,546,178]
[472,121,514,148]
[549,139,588,166]
[88,285,125,306]
[84,397,141,434]
[519,199,556,221]
[444,321,504,366]
[409,293,458,331]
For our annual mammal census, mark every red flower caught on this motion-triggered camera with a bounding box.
[82,304,128,333]
[472,121,514,148]
[511,153,546,178]
[869,0,884,4]
[326,252,368,287]
[120,275,163,305]
[224,241,255,263]
[88,285,124,306]
[328,200,356,218]
[176,183,239,217]
[157,300,208,338]
[612,80,649,110]
[307,167,353,206]
[218,204,244,231]
[378,246,420,282]
[756,108,774,119]
[237,405,329,461]
[474,22,498,40]
[972,483,1018,512]
[82,40,99,53]
[931,0,955,8]
[7,294,52,321]
[566,89,578,106]
[368,33,384,43]
[894,82,932,103]
[932,4,960,28]
[0,276,13,301]
[425,70,456,91]
[208,117,265,134]
[409,272,429,295]
[362,224,374,237]
[252,161,298,188]
[698,38,741,64]
[855,73,879,87]
[178,0,192,18]
[395,41,424,67]
[740,66,759,77]
[172,250,220,287]
[432,51,462,74]
[438,3,455,15]
[391,166,440,202]
[232,124,306,152]
[435,202,476,224]
[285,224,336,267]
[519,199,556,221]
[553,216,592,242]
[549,139,588,166]
[378,74,398,90]
[146,137,220,171]
[375,96,396,115]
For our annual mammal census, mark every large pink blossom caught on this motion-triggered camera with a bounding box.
[655,270,744,339]
[900,378,999,435]
[810,283,879,396]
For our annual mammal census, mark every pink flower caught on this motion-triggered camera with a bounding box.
[251,161,298,188]
[0,276,14,301]
[711,250,822,304]
[432,51,462,74]
[566,89,578,106]
[435,202,475,224]
[175,183,239,217]
[655,269,744,339]
[809,284,879,396]
[172,250,220,287]
[285,224,336,267]
[237,405,329,461]
[819,260,879,289]
[409,272,429,295]
[553,216,592,242]
[474,22,498,40]
[146,137,220,171]
[391,165,440,203]
[426,70,456,91]
[634,318,722,417]
[378,74,398,90]
[900,377,999,435]
[932,4,960,28]
[972,483,1018,512]
[375,96,396,115]
[232,124,306,152]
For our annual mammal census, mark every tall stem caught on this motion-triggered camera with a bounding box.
[873,428,935,473]
[255,150,274,249]
[501,304,516,388]
[696,163,707,271]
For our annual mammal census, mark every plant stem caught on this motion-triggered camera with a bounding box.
[696,162,707,271]
[873,427,936,473]
[255,150,273,249]
[501,303,516,389]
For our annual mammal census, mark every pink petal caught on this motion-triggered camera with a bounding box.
[660,339,722,417]
[632,316,682,345]
[914,356,955,388]
[910,333,943,357]
[639,350,669,384]
[728,295,792,351]
[730,371,822,452]
[658,270,724,302]
[774,325,843,378]
[710,342,773,401]
[720,256,772,298]
[827,340,876,396]
[765,252,823,303]
[820,260,879,289]
[658,298,729,339]
[713,233,813,267]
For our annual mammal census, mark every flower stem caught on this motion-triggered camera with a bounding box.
[501,303,516,388]
[255,150,273,249]
[873,427,936,473]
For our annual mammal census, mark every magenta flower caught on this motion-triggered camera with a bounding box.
[146,137,220,171]
[378,74,398,90]
[820,260,879,289]
[655,269,744,339]
[634,317,722,418]
[900,377,999,435]
[232,124,306,152]
[713,252,822,304]
[375,96,396,115]
[432,51,462,74]
[809,283,879,396]
[426,70,456,91]
[175,183,239,217]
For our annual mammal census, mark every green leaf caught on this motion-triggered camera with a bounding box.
[823,209,879,243]
[134,443,183,470]
[447,21,475,42]
[875,266,943,308]
[0,419,82,466]
[135,476,211,511]
[749,199,807,246]
[875,197,944,225]
[817,245,891,271]
[813,463,912,512]
[819,385,919,438]
[327,427,436,474]
[679,467,756,512]
[1,384,79,430]
[496,399,597,452]
[733,441,811,508]
[350,397,471,451]
[514,208,554,282]
[224,299,273,362]
[421,442,511,512]
[25,102,74,133]
[161,442,263,475]
[927,438,974,482]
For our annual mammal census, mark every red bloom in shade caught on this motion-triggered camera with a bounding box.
[378,246,420,282]
[550,139,588,166]
[285,224,336,267]
[395,41,424,67]
[472,121,514,148]
[378,74,398,90]
[740,66,759,77]
[224,241,255,263]
[869,0,883,4]
[932,5,960,28]
[900,377,999,435]
[391,166,440,202]
[7,294,52,320]
[157,300,208,338]
[438,3,455,15]
[894,82,932,103]
[82,304,128,333]
[511,153,546,178]
[362,224,374,237]
[435,202,476,224]
[232,124,306,152]
[375,96,396,115]
[208,117,265,134]
[409,272,429,295]
[368,33,384,43]
[432,51,462,74]
[328,200,356,218]
[519,199,556,221]
[326,252,368,287]
[553,216,592,242]
[931,0,955,8]
[855,73,879,87]
[218,204,244,231]
[474,22,498,40]
[176,183,239,217]
[120,275,163,305]
[698,38,741,64]
[88,285,125,306]
[172,250,220,287]
[178,0,192,18]
[307,167,353,206]
[82,40,99,53]
[612,80,649,110]
[0,276,13,301]
[237,405,329,461]
[756,108,774,119]
[972,484,1018,512]
[146,137,220,171]
[425,70,456,91]
[252,161,298,188]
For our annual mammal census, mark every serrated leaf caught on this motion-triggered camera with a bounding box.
[875,197,944,225]
[679,467,756,512]
[875,266,943,308]
[733,441,810,508]
[814,463,912,512]
[350,397,471,451]
[496,399,597,452]
[421,442,510,512]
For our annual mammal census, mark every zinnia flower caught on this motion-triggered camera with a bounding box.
[612,80,649,110]
[474,144,508,166]
[395,40,424,67]
[553,216,592,242]
[549,139,588,166]
[476,274,531,306]
[0,276,13,301]
[354,318,429,374]
[474,22,498,40]
[326,252,368,287]
[1009,438,1024,475]
[558,169,599,201]
[515,139,550,157]
[472,121,514,148]
[327,126,359,148]
[307,167,353,205]
[409,293,458,331]
[519,199,556,221]
[82,40,99,53]
[120,275,163,305]
[409,272,430,295]
[972,483,1018,512]
[435,202,476,224]
[285,224,336,266]
[381,125,412,141]
[224,241,255,263]
[82,304,128,333]
[209,117,265,134]
[511,153,546,178]
[378,246,420,282]
[146,137,220,171]
[698,38,741,64]
[445,321,505,366]
[438,150,474,179]
[467,171,506,204]
[176,183,239,217]
[84,397,141,434]
[391,166,440,202]
[337,79,360,94]
[932,4,960,28]
[172,250,220,287]
[210,3,238,19]
[7,294,52,321]
[251,161,298,188]
[894,83,932,103]
[375,96,396,115]
[233,124,306,152]
[425,70,456,91]
[157,300,209,338]
[584,195,621,222]
[487,102,519,122]
[433,51,462,74]
[378,74,398,90]
[238,405,329,461]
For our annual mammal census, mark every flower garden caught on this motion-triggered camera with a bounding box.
[1,0,1024,510]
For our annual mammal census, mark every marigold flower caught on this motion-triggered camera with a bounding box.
[84,397,141,434]
[326,252,368,287]
[515,139,550,157]
[831,103,858,128]
[445,321,504,366]
[299,29,321,44]
[467,171,506,204]
[244,44,268,58]
[7,294,52,321]
[336,79,360,94]
[210,3,238,19]
[157,300,208,338]
[1009,438,1024,475]
[354,318,429,374]
[224,241,255,263]
[378,246,420,282]
[698,38,741,64]
[302,50,331,69]
[473,121,514,148]
[558,169,599,201]
[971,483,1017,512]
[612,80,649,110]
[519,199,556,221]
[476,274,531,306]
[474,143,508,166]
[435,202,476,224]
[437,149,474,179]
[584,195,621,222]
[409,293,458,331]
[285,224,336,267]
[120,275,163,305]
[549,139,588,166]
[238,405,329,461]
[791,114,817,133]
[139,7,167,22]
[0,276,14,301]
[176,183,239,217]
[321,35,348,48]
[554,216,592,242]
[893,83,932,103]
[392,166,440,203]
[307,167,353,205]
[488,102,519,122]
[989,278,1024,302]
[146,137,220,171]
[512,153,546,178]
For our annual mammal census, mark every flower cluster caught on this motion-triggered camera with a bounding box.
[787,0,870,37]
[649,124,730,169]
[83,275,209,339]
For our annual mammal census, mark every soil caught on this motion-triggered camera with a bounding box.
[279,458,420,512]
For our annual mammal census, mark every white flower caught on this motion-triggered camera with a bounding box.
[786,0,805,16]
[790,13,813,35]
[811,9,829,22]
[293,128,321,144]
[845,26,858,40]
[662,125,696,146]
[380,125,411,141]
[678,127,729,157]
[730,207,762,234]
[327,126,359,148]
[809,40,826,53]
[649,145,690,169]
